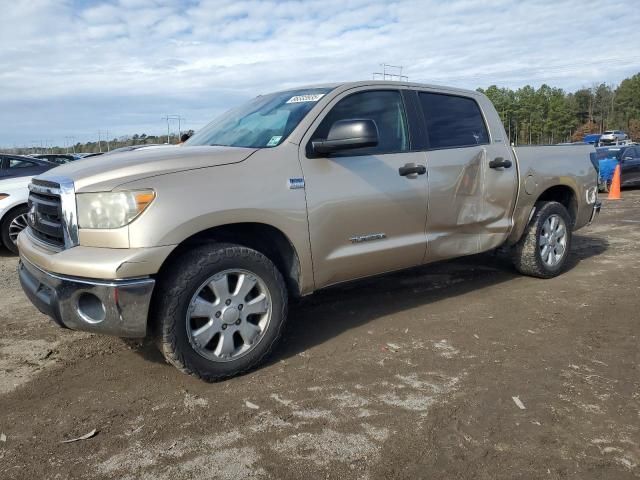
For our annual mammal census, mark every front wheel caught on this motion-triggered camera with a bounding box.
[153,243,288,381]
[511,201,572,278]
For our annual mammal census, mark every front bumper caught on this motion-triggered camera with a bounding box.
[19,257,155,337]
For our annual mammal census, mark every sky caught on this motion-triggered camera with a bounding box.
[1,0,639,148]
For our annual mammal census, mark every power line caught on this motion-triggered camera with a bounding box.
[373,63,408,82]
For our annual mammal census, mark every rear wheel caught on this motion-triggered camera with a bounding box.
[511,201,572,278]
[1,205,29,254]
[153,243,288,381]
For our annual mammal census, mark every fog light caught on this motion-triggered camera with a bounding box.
[77,292,106,324]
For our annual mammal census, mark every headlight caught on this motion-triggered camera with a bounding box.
[77,190,155,229]
[0,194,9,201]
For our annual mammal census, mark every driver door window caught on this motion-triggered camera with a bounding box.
[309,90,409,156]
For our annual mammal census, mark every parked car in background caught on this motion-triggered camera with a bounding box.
[0,176,32,253]
[77,152,104,159]
[596,145,640,190]
[32,153,80,165]
[583,134,602,145]
[0,154,56,180]
[599,130,628,145]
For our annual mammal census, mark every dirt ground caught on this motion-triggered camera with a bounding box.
[1,191,639,480]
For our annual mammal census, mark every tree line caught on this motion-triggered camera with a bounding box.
[13,131,195,155]
[478,72,640,144]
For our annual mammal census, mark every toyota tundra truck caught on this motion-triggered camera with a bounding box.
[17,81,601,381]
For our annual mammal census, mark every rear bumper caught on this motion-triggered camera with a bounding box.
[589,200,602,225]
[19,257,155,337]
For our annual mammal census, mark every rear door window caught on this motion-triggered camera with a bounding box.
[418,92,489,149]
[9,158,36,168]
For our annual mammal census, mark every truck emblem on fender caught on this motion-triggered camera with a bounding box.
[288,178,305,190]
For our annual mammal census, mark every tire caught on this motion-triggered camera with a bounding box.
[1,205,29,255]
[511,201,572,279]
[152,243,288,381]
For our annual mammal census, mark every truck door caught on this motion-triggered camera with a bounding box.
[621,147,640,185]
[299,88,428,288]
[414,90,518,261]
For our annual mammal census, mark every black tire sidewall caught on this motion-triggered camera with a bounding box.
[157,245,287,379]
[1,205,29,254]
[532,203,572,276]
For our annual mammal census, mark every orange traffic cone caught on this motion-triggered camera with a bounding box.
[608,164,621,200]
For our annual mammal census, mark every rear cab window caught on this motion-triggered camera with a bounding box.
[417,92,489,149]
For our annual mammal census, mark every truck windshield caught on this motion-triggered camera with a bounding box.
[186,87,334,149]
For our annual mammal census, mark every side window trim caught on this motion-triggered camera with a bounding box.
[306,88,411,158]
[401,89,429,151]
[414,89,491,151]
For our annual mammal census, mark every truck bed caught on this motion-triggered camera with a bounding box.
[508,144,598,243]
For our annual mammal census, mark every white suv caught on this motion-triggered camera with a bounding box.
[600,130,628,145]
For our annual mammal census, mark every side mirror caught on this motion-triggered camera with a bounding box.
[312,119,378,155]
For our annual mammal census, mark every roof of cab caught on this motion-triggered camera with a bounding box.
[271,80,483,98]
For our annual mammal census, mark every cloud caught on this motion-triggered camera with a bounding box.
[0,0,639,146]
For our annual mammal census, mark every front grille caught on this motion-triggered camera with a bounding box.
[32,178,63,189]
[28,182,65,248]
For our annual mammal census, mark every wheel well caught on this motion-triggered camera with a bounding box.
[157,223,302,298]
[1,202,28,226]
[537,185,577,225]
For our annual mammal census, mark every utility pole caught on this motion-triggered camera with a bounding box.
[372,63,408,82]
[162,115,184,144]
[97,131,102,153]
[65,136,77,153]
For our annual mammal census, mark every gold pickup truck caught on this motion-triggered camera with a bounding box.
[17,81,601,381]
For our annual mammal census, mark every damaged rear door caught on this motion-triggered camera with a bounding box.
[414,90,517,261]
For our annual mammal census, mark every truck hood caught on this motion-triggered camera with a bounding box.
[37,145,258,193]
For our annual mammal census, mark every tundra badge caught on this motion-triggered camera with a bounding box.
[288,178,305,190]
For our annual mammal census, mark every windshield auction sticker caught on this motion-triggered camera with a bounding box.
[286,94,325,103]
[267,135,282,146]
